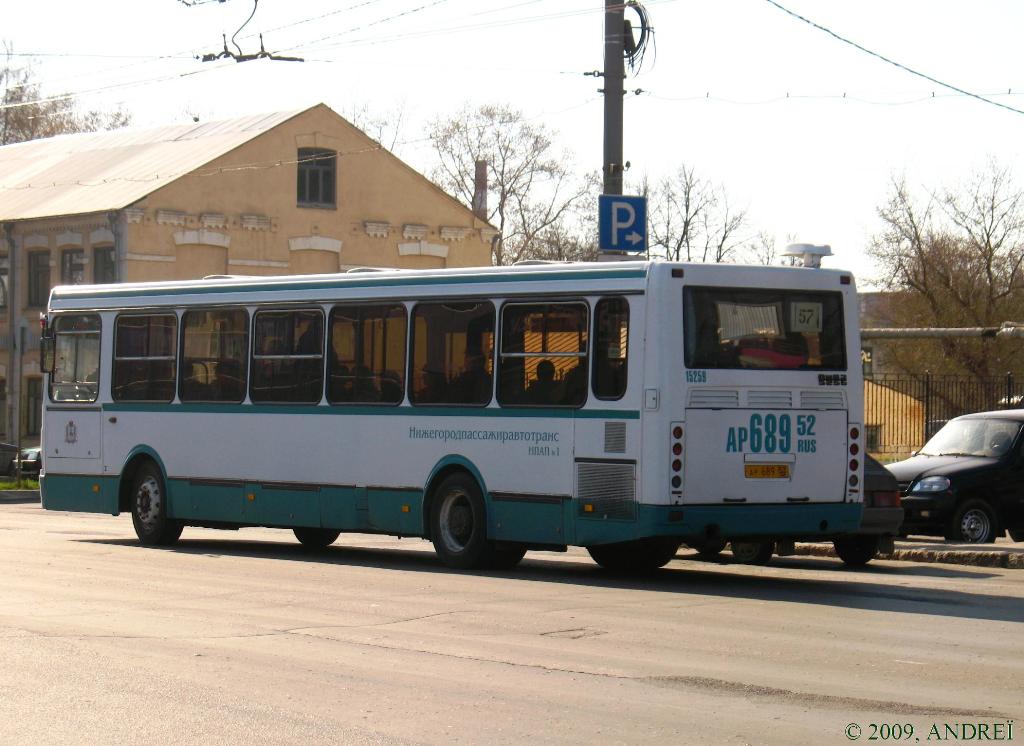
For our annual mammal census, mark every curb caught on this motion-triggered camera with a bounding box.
[0,489,40,503]
[794,542,1024,569]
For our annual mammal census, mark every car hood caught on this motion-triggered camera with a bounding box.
[886,454,998,483]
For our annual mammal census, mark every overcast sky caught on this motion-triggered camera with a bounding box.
[5,0,1023,286]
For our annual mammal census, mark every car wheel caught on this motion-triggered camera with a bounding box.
[587,538,680,572]
[130,462,183,546]
[430,473,493,569]
[293,528,341,549]
[949,499,1000,543]
[833,535,880,567]
[730,540,774,565]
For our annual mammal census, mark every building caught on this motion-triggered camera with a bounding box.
[0,103,495,444]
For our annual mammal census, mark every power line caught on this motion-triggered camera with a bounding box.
[763,0,1024,117]
[646,89,1024,107]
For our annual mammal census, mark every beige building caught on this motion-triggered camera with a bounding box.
[0,104,495,444]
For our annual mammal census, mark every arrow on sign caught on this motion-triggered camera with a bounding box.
[626,231,643,246]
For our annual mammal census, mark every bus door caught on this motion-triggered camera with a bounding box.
[44,314,104,468]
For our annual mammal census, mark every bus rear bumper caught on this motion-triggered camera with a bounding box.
[40,473,120,515]
[575,502,864,546]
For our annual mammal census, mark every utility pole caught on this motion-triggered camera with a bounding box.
[602,0,625,196]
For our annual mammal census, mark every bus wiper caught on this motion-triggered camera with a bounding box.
[936,452,976,457]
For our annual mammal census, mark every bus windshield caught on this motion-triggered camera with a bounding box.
[684,286,846,370]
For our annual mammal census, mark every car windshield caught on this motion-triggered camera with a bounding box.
[918,418,1021,458]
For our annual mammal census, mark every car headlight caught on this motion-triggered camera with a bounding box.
[910,476,950,493]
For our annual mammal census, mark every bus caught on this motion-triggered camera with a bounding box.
[39,260,864,571]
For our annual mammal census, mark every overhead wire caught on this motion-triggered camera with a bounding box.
[763,0,1024,117]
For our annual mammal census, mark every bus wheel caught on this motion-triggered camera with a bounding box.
[130,462,183,546]
[490,545,527,570]
[293,528,341,550]
[729,540,774,565]
[833,535,879,567]
[430,474,492,570]
[587,538,680,572]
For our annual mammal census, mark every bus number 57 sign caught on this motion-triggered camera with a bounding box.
[599,194,647,253]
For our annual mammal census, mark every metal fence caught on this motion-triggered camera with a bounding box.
[865,373,1023,457]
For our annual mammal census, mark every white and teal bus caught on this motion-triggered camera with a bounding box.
[40,260,864,570]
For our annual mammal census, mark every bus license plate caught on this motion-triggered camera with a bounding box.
[744,464,790,479]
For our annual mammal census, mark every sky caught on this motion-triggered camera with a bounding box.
[4,0,1024,287]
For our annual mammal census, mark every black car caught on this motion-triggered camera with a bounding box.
[0,442,20,477]
[887,410,1024,543]
[830,454,904,566]
[14,447,42,479]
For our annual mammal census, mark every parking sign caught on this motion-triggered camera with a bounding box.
[599,194,647,253]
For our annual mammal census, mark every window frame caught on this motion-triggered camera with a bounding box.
[178,306,250,404]
[296,147,337,209]
[327,302,408,407]
[591,296,629,402]
[27,251,50,308]
[60,248,86,285]
[249,307,326,405]
[497,300,590,409]
[94,246,117,284]
[409,299,496,407]
[112,312,178,403]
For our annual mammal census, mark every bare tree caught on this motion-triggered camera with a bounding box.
[428,103,593,266]
[343,101,406,153]
[869,163,1024,378]
[1,43,130,145]
[743,231,779,265]
[648,164,748,263]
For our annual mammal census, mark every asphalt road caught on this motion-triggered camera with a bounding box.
[1,503,1022,745]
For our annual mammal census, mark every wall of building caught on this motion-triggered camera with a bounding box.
[120,104,493,282]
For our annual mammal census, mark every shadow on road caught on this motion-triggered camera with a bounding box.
[78,535,1024,625]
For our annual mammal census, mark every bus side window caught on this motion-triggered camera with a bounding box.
[250,309,324,404]
[410,302,494,406]
[498,302,588,408]
[112,314,177,402]
[328,304,407,405]
[592,298,628,400]
[180,309,249,403]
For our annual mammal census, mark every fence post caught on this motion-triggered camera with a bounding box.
[923,371,932,440]
[1008,372,1015,409]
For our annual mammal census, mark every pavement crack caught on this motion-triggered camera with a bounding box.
[643,675,1013,719]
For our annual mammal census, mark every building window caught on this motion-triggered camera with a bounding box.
[180,308,249,403]
[50,314,101,403]
[28,251,50,308]
[328,304,407,404]
[61,249,85,285]
[113,314,177,402]
[593,298,629,400]
[251,309,325,404]
[25,378,42,437]
[94,246,117,284]
[297,148,336,208]
[410,302,494,405]
[498,303,588,407]
[0,270,7,309]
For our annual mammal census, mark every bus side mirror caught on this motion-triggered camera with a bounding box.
[40,335,55,373]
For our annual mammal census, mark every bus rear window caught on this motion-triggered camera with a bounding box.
[684,287,846,370]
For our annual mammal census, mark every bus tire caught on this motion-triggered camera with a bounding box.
[587,537,680,572]
[293,528,340,549]
[490,545,527,570]
[430,473,493,570]
[130,462,183,546]
[833,535,879,567]
[729,540,774,565]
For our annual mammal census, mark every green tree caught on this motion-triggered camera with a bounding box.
[1,44,130,146]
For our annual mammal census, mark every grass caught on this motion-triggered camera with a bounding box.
[0,479,40,490]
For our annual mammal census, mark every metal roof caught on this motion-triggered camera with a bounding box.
[0,108,308,222]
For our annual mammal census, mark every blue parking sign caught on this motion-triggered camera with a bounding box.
[599,194,647,253]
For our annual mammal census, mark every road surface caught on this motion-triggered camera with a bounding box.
[1,502,1021,744]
